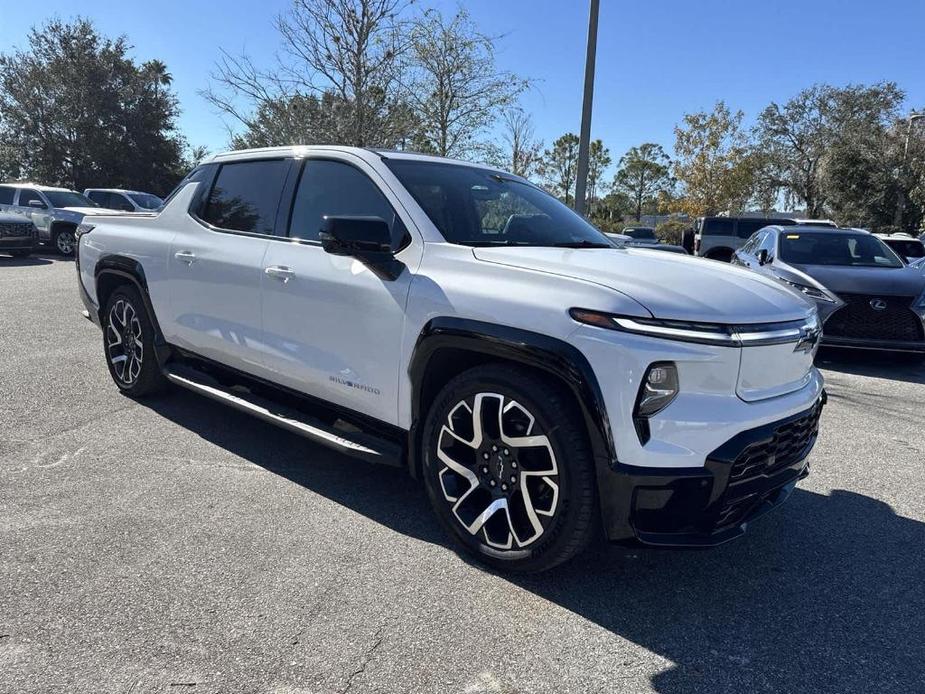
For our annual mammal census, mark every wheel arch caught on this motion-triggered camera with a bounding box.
[94,255,171,366]
[406,317,617,479]
[50,219,78,235]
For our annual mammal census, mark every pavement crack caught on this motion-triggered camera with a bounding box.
[340,626,385,694]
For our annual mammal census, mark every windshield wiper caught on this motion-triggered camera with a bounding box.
[550,240,614,249]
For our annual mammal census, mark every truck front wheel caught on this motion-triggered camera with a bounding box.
[53,227,76,256]
[422,364,598,573]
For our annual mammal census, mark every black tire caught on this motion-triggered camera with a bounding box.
[422,364,597,573]
[102,285,167,397]
[53,227,76,256]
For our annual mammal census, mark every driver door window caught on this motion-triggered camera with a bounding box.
[18,189,46,208]
[288,159,400,246]
[758,231,777,260]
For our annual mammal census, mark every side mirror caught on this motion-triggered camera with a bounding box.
[28,199,47,209]
[757,248,769,265]
[319,216,403,280]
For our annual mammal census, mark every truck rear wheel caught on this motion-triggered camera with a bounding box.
[421,364,597,573]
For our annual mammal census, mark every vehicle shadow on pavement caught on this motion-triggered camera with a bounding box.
[0,255,54,267]
[816,347,925,384]
[147,394,449,547]
[513,489,925,693]
[147,394,925,693]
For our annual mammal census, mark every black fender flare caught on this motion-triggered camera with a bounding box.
[94,255,171,366]
[406,317,617,479]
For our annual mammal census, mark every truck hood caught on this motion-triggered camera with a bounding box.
[473,246,814,323]
[789,262,925,298]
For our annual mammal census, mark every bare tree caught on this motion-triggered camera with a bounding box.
[407,8,528,158]
[499,108,542,178]
[202,0,413,147]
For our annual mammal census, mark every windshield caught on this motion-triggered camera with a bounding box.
[384,159,613,248]
[624,227,656,240]
[44,190,98,208]
[779,232,903,268]
[128,192,164,209]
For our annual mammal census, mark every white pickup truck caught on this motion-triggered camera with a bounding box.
[76,146,825,572]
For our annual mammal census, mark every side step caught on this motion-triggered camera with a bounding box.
[163,364,403,467]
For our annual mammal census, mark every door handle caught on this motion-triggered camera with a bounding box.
[174,250,196,264]
[265,265,295,283]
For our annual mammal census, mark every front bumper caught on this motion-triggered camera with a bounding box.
[599,395,825,546]
[821,334,925,353]
[0,235,36,252]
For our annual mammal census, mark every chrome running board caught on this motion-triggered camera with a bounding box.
[163,364,403,466]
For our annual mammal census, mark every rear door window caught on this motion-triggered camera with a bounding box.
[0,186,14,205]
[702,218,734,236]
[108,193,135,211]
[201,159,290,235]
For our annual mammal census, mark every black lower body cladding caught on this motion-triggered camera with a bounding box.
[598,395,826,546]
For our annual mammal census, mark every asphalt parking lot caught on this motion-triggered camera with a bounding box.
[2,255,924,694]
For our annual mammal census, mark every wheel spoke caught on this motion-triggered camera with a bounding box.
[458,497,507,535]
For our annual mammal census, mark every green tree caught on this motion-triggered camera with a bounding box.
[408,8,528,158]
[613,143,673,220]
[672,102,754,217]
[585,139,612,215]
[655,219,687,245]
[0,18,185,194]
[754,83,905,218]
[589,190,632,232]
[542,133,580,205]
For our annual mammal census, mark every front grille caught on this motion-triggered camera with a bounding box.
[825,293,923,342]
[717,403,822,527]
[0,221,34,238]
[728,403,822,485]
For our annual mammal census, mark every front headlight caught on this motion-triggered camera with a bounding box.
[569,308,808,347]
[777,277,836,303]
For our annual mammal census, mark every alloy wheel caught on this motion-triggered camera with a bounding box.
[106,298,144,385]
[56,230,75,255]
[435,392,560,550]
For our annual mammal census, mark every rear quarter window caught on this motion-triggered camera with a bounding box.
[701,218,734,236]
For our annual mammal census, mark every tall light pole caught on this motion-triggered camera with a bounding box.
[894,111,924,229]
[574,0,600,216]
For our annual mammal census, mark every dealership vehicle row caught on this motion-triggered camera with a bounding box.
[0,182,163,256]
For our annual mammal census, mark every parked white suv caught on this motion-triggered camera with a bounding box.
[0,183,120,256]
[76,146,826,572]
